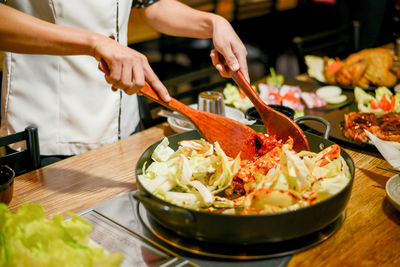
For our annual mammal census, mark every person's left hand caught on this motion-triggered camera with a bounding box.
[210,17,250,82]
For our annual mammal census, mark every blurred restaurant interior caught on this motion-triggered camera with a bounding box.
[129,0,394,79]
[0,0,397,129]
[127,0,397,127]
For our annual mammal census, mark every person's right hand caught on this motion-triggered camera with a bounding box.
[93,35,171,102]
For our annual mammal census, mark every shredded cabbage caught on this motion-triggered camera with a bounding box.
[140,138,241,210]
[152,137,175,162]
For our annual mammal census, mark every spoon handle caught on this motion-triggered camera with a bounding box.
[376,166,400,174]
[139,83,196,119]
[216,52,274,118]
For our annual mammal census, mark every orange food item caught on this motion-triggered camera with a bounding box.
[323,56,336,84]
[315,144,341,167]
[328,58,343,74]
[281,91,299,103]
[324,48,397,88]
[232,135,284,195]
[369,95,396,112]
[343,112,400,143]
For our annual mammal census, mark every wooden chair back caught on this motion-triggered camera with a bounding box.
[232,0,276,22]
[0,126,41,176]
[293,20,360,74]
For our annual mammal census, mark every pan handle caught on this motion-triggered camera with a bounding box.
[133,190,195,225]
[294,115,331,140]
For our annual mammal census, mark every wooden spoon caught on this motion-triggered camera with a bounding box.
[99,61,261,160]
[216,51,309,152]
[141,84,265,159]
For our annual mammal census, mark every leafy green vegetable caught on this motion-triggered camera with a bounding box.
[0,203,123,267]
[375,86,393,102]
[355,86,398,115]
[266,68,284,87]
[139,138,240,210]
[354,86,374,112]
[294,110,304,119]
[395,94,400,113]
[152,137,175,162]
[222,83,254,111]
[305,55,326,82]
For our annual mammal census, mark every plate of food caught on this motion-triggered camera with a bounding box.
[223,69,352,116]
[305,48,400,91]
[309,85,353,111]
[342,112,400,149]
[342,86,400,148]
[304,86,400,149]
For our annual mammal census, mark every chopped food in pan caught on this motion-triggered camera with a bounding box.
[138,136,350,215]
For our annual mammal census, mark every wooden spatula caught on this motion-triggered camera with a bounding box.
[99,61,261,160]
[216,51,309,152]
[139,83,263,160]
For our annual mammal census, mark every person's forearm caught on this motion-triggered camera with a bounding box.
[140,0,222,39]
[0,4,101,56]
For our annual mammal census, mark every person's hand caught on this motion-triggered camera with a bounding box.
[210,17,250,82]
[93,35,171,102]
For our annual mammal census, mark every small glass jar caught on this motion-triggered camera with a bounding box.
[198,91,225,116]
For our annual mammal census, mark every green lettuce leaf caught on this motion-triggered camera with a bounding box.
[223,83,254,111]
[375,86,393,102]
[0,203,123,267]
[266,68,284,87]
[354,86,374,113]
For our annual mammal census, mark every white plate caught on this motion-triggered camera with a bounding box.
[168,104,246,133]
[386,175,400,212]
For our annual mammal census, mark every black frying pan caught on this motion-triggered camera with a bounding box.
[134,122,354,244]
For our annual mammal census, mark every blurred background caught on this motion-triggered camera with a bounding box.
[128,0,396,81]
[122,0,398,127]
[0,0,396,128]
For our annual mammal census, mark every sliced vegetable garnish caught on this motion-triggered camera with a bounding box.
[355,86,399,114]
[266,67,285,87]
[326,94,348,104]
[316,86,342,99]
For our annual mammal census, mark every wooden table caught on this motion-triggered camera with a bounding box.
[8,120,400,266]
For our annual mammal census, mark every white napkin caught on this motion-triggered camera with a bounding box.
[364,130,400,170]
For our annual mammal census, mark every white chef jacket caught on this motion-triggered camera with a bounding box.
[1,0,145,156]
